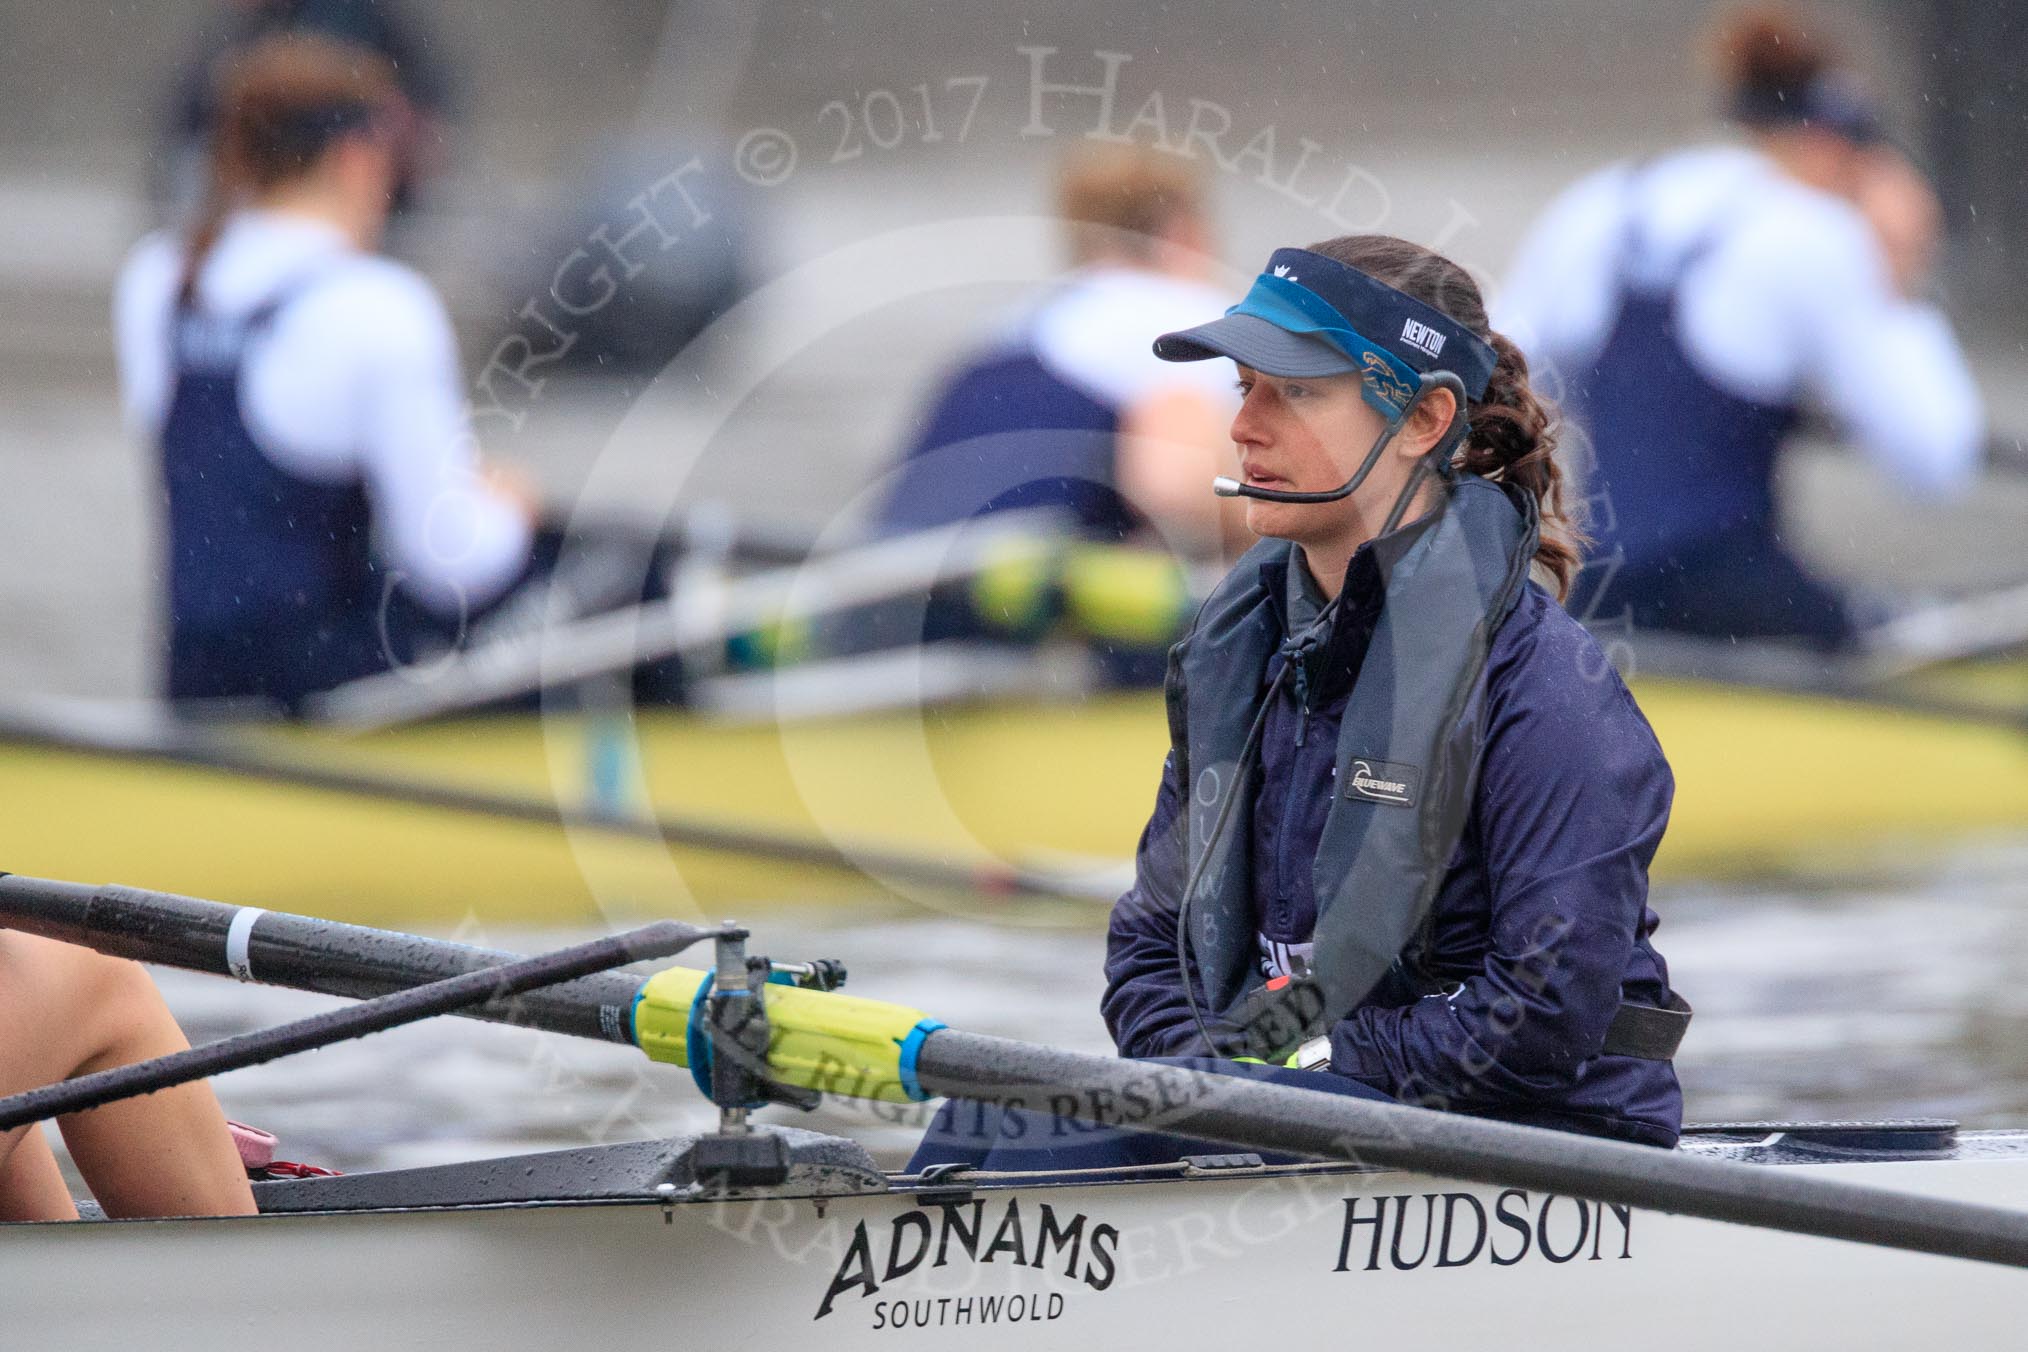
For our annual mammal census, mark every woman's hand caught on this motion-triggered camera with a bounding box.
[1852,148,1942,299]
[479,460,544,525]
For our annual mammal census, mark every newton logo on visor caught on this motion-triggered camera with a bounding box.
[1400,319,1446,359]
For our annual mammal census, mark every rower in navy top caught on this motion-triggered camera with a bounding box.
[157,272,384,705]
[118,35,538,714]
[911,233,1686,1175]
[852,148,1242,679]
[879,146,1238,555]
[1500,6,1983,648]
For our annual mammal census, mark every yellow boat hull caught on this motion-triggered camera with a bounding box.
[3,677,2023,929]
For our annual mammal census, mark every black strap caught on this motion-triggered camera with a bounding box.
[1600,992,1692,1061]
[1367,963,1693,1064]
[1614,157,1755,297]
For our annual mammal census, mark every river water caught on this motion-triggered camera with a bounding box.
[108,838,2028,1176]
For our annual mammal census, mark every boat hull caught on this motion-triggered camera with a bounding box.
[6,1150,2028,1349]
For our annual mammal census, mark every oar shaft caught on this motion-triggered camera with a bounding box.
[0,876,643,1044]
[0,921,704,1133]
[915,1031,2028,1271]
[311,513,1061,729]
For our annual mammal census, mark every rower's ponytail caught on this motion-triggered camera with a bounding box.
[178,112,249,309]
[1463,331,1581,597]
[1710,4,1833,127]
[1304,233,1585,599]
[176,35,403,308]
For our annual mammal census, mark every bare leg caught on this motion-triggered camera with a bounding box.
[0,932,256,1219]
[0,1125,79,1222]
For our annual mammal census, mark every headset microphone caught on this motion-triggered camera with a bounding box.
[1213,371,1469,506]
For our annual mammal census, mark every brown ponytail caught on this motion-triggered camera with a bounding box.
[1695,3,1865,135]
[1707,4,1834,122]
[177,34,402,307]
[1303,233,1584,599]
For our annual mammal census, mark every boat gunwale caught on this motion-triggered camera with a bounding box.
[16,1129,2028,1230]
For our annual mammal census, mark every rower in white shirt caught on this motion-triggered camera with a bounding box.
[115,33,536,714]
[864,148,1243,683]
[1497,4,1984,648]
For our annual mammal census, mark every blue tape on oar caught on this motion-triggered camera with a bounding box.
[897,1018,947,1103]
[685,971,717,1100]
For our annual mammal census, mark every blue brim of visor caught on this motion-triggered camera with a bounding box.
[1153,273,1424,420]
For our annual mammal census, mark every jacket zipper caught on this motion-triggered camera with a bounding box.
[1273,651,1313,927]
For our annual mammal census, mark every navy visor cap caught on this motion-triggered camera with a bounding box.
[1153,248,1497,415]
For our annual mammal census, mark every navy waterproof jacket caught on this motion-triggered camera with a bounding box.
[1102,547,1684,1148]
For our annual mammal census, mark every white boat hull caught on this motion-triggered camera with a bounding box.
[7,1146,2028,1349]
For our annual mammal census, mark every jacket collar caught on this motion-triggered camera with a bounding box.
[1258,505,1444,706]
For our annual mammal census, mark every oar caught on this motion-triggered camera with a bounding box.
[307,513,1062,730]
[1856,578,2028,683]
[0,920,709,1133]
[912,1033,2028,1271]
[0,874,648,1042]
[7,873,2028,1271]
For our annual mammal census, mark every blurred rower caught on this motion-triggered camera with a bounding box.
[864,148,1241,679]
[118,35,535,714]
[1498,4,1984,648]
[879,145,1241,559]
